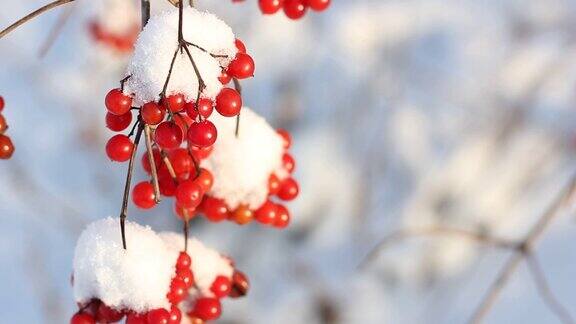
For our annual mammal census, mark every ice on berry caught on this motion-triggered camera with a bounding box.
[72,218,178,313]
[201,108,286,209]
[124,7,238,105]
[160,232,234,297]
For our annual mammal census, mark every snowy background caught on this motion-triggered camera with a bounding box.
[1,0,576,323]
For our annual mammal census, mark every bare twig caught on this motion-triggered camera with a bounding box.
[0,0,75,39]
[141,0,151,28]
[144,125,161,203]
[38,2,75,58]
[233,78,242,137]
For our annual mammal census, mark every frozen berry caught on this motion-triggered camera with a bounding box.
[210,276,232,298]
[155,122,183,149]
[163,94,186,113]
[199,197,229,222]
[142,102,166,125]
[106,134,133,162]
[284,0,307,19]
[176,180,203,208]
[132,181,157,209]
[106,112,133,132]
[147,309,170,324]
[278,178,299,201]
[215,88,242,117]
[259,0,283,14]
[188,120,217,148]
[105,88,132,115]
[228,53,255,79]
[70,312,95,324]
[192,298,221,321]
[255,200,278,225]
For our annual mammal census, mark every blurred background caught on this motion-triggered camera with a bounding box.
[1,0,576,323]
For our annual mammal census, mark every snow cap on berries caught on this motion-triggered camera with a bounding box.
[201,108,286,209]
[73,218,178,312]
[124,7,238,105]
[160,232,234,297]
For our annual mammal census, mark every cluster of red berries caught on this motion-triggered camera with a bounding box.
[89,21,140,53]
[0,96,15,160]
[257,0,331,20]
[105,40,254,220]
[70,251,249,324]
[197,129,299,228]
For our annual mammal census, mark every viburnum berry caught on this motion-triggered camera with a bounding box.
[163,94,186,113]
[158,168,178,197]
[277,129,292,149]
[126,313,147,324]
[172,113,193,134]
[185,98,214,120]
[195,168,214,192]
[96,303,124,322]
[259,0,284,14]
[188,120,218,148]
[192,298,222,321]
[278,177,299,201]
[231,205,254,225]
[219,70,232,85]
[147,308,170,324]
[176,267,194,288]
[105,88,132,115]
[176,251,192,270]
[155,122,183,149]
[70,312,96,324]
[168,277,188,305]
[228,53,255,79]
[284,0,308,19]
[0,114,7,133]
[282,153,296,173]
[0,96,4,111]
[169,148,194,176]
[274,204,290,228]
[132,181,157,209]
[306,0,330,11]
[176,179,203,208]
[189,145,213,161]
[168,306,182,324]
[268,174,282,196]
[105,111,133,132]
[215,88,242,117]
[229,270,250,298]
[235,39,246,54]
[254,200,278,225]
[199,197,229,222]
[106,134,134,162]
[0,134,13,159]
[210,275,232,298]
[174,203,196,220]
[142,149,162,174]
[142,102,166,125]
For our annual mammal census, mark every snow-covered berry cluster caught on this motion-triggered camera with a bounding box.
[70,219,249,324]
[256,0,331,20]
[0,96,15,160]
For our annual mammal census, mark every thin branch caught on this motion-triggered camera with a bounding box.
[161,47,180,98]
[233,78,242,137]
[141,0,151,29]
[0,0,75,39]
[185,41,229,59]
[119,122,144,250]
[38,2,75,58]
[160,150,177,179]
[144,125,161,203]
[526,254,575,324]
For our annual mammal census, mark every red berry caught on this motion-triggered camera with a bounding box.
[176,180,203,208]
[105,88,132,115]
[176,251,192,270]
[106,134,134,162]
[277,129,292,149]
[282,153,296,173]
[132,181,157,209]
[0,96,4,111]
[306,0,330,11]
[188,120,217,148]
[229,270,250,298]
[199,197,229,222]
[96,303,124,322]
[231,205,254,225]
[210,276,232,298]
[228,53,255,79]
[235,39,246,54]
[189,145,213,161]
[195,168,214,192]
[284,0,307,19]
[168,306,182,324]
[168,277,188,305]
[0,134,14,159]
[106,112,133,132]
[147,309,170,324]
[274,204,290,228]
[255,200,278,225]
[126,313,147,324]
[215,88,242,117]
[259,0,284,14]
[158,168,178,197]
[142,102,166,125]
[268,174,281,196]
[155,122,183,149]
[172,113,193,134]
[176,267,194,288]
[278,178,299,201]
[192,298,221,321]
[141,149,162,174]
[186,98,214,120]
[169,148,193,176]
[219,70,232,85]
[70,312,95,324]
[0,114,7,134]
[163,94,186,113]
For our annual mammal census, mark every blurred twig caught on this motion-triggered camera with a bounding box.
[0,0,75,39]
[38,1,75,58]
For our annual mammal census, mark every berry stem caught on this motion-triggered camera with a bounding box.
[144,125,161,203]
[0,0,75,39]
[119,122,144,250]
[141,0,151,29]
[183,218,189,251]
[160,150,178,179]
[233,78,242,138]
